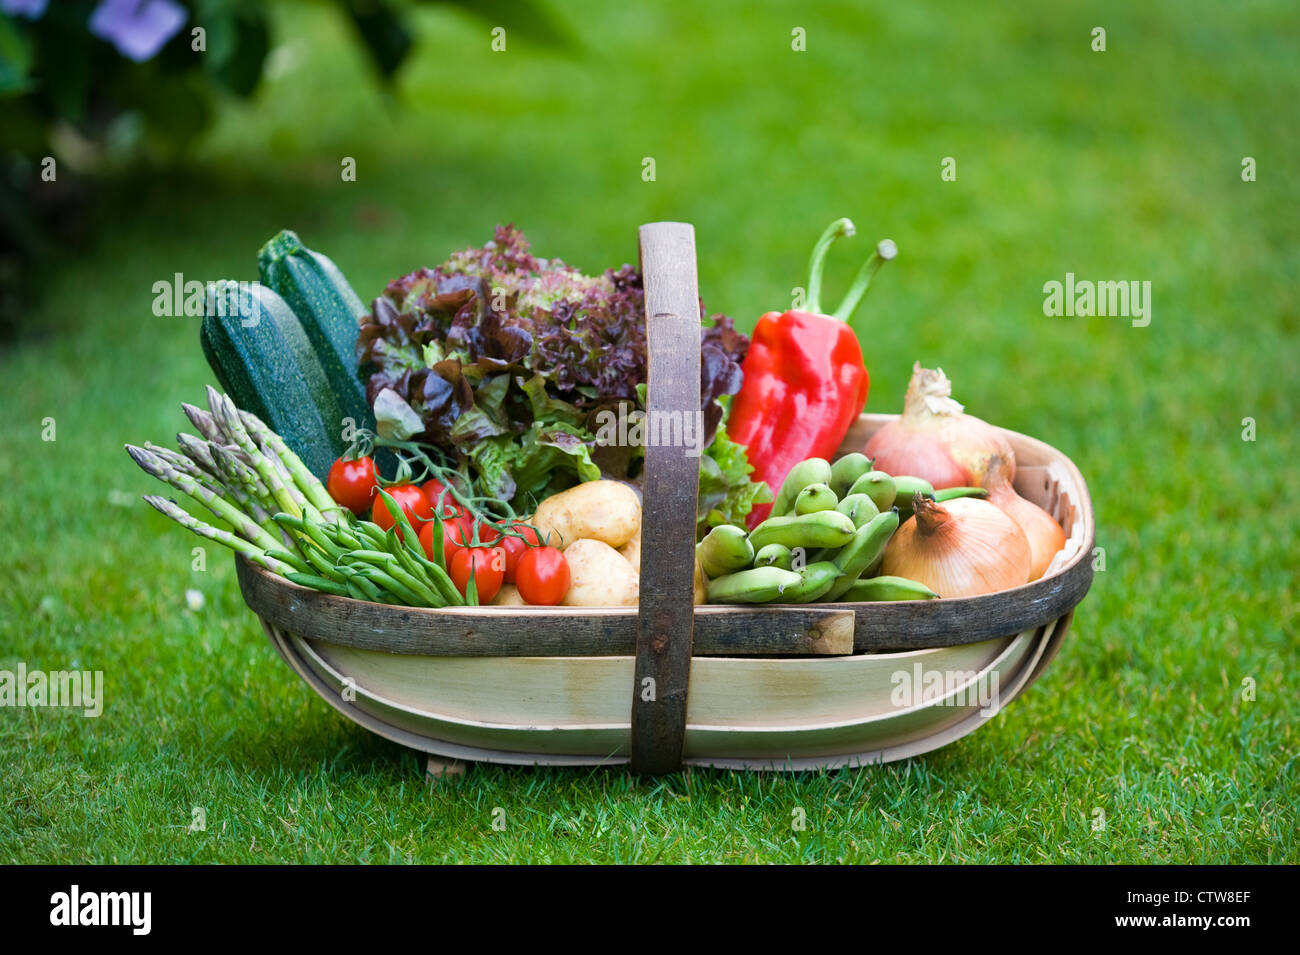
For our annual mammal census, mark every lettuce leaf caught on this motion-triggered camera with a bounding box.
[697,421,772,534]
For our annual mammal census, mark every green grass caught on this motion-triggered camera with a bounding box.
[2,0,1297,863]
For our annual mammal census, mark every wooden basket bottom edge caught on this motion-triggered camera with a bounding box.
[256,612,1074,771]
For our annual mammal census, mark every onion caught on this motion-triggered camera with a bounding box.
[864,363,1014,489]
[868,362,1066,580]
[981,453,1066,581]
[881,496,1031,597]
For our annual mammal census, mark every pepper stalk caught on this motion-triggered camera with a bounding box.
[802,217,897,322]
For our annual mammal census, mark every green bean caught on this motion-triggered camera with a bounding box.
[285,572,350,597]
[892,476,935,516]
[696,525,755,578]
[263,547,312,574]
[706,566,803,604]
[847,470,897,514]
[829,453,874,498]
[794,483,837,515]
[340,567,387,603]
[933,486,988,502]
[357,552,444,608]
[298,540,347,583]
[841,576,938,602]
[784,561,841,603]
[392,545,448,607]
[753,543,793,571]
[770,458,833,519]
[823,508,900,601]
[835,492,880,529]
[275,512,347,561]
[351,564,426,607]
[748,510,856,553]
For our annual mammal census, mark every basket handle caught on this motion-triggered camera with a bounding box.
[630,222,702,775]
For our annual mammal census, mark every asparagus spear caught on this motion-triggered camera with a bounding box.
[145,442,225,493]
[239,408,341,519]
[172,433,222,480]
[126,444,284,553]
[181,402,228,446]
[207,389,302,521]
[208,441,274,511]
[141,495,290,574]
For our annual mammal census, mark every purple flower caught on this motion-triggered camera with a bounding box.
[88,0,186,63]
[1,0,49,19]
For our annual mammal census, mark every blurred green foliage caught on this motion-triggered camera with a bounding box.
[0,0,564,337]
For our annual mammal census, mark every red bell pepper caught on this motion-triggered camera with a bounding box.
[728,219,896,526]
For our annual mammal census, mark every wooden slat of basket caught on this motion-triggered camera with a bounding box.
[235,556,854,656]
[301,629,1012,731]
[631,222,704,774]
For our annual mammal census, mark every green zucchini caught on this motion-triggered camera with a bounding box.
[257,230,372,435]
[200,280,345,480]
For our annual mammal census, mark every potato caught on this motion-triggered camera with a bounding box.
[491,584,527,606]
[533,480,641,550]
[619,531,641,571]
[562,538,639,607]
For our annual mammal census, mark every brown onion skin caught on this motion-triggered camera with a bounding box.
[986,484,1066,580]
[981,453,1065,580]
[882,497,1031,597]
[863,363,1015,489]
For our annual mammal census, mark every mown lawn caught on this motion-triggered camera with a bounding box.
[1,0,1296,863]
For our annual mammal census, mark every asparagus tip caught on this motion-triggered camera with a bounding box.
[125,444,153,469]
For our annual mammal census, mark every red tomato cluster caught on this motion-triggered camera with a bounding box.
[327,456,570,606]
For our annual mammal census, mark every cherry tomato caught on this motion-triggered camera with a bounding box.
[326,456,378,515]
[450,546,506,604]
[420,478,465,519]
[516,546,570,606]
[427,515,493,566]
[496,524,542,583]
[371,484,434,539]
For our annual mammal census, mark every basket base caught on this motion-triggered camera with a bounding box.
[258,613,1075,773]
[426,754,468,782]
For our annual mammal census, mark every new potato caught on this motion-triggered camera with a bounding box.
[562,538,639,606]
[491,584,527,606]
[619,531,641,570]
[533,480,641,549]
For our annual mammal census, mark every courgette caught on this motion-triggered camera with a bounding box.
[200,280,345,480]
[257,230,372,436]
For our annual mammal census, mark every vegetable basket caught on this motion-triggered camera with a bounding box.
[235,223,1095,774]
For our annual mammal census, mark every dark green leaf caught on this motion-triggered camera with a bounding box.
[437,0,572,50]
[204,5,269,97]
[0,15,34,97]
[342,0,413,79]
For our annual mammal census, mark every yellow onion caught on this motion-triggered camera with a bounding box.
[865,363,1015,489]
[882,495,1031,597]
[982,454,1066,581]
